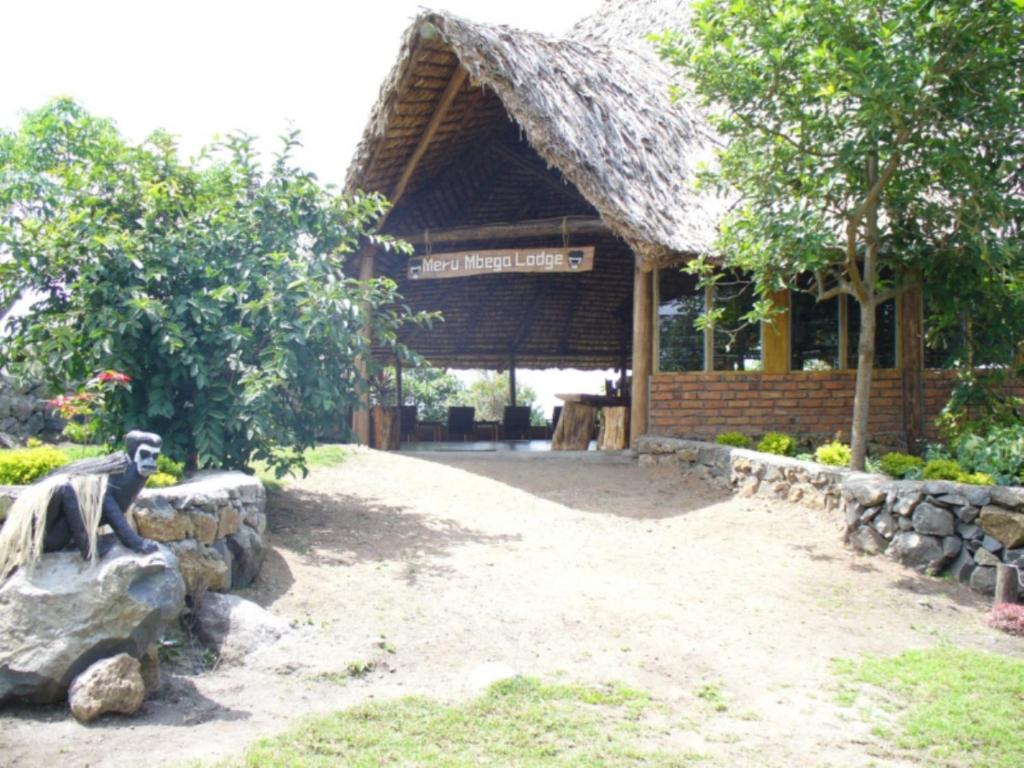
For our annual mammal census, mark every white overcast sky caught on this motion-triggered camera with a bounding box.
[0,0,611,411]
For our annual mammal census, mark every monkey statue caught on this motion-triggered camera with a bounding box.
[0,430,163,579]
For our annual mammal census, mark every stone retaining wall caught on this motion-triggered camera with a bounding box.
[1,471,267,596]
[637,436,1024,596]
[0,375,62,440]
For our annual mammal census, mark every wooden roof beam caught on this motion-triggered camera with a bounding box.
[396,216,610,246]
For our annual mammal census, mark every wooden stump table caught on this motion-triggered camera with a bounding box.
[597,406,629,450]
[552,402,596,450]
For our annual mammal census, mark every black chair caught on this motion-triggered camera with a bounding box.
[502,406,532,440]
[399,405,418,443]
[447,406,475,441]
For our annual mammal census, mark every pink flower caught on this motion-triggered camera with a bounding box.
[97,370,132,384]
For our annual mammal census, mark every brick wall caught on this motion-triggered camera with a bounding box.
[649,370,907,446]
[650,369,1024,447]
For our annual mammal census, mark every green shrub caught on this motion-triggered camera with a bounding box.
[758,431,796,456]
[922,458,966,481]
[952,424,1024,486]
[815,441,852,467]
[146,472,179,488]
[0,446,69,485]
[880,452,926,479]
[715,431,752,448]
[156,455,185,480]
[961,471,996,486]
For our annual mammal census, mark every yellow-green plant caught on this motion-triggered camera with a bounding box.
[0,446,69,485]
[880,452,926,479]
[715,431,752,448]
[757,432,796,456]
[146,472,179,489]
[815,441,852,467]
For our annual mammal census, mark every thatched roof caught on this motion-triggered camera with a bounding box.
[343,0,721,370]
[345,2,721,261]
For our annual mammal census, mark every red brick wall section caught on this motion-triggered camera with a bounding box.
[650,370,1024,445]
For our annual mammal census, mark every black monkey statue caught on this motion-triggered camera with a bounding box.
[0,430,163,579]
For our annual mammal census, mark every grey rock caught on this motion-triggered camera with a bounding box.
[981,535,1004,555]
[934,493,970,508]
[898,516,914,531]
[0,431,17,448]
[845,480,887,507]
[979,506,1024,548]
[888,532,946,573]
[953,505,980,524]
[961,487,993,507]
[989,486,1024,511]
[211,538,234,591]
[677,447,698,463]
[845,501,864,528]
[140,646,161,696]
[872,510,897,539]
[956,522,983,540]
[947,548,976,584]
[850,526,887,555]
[912,503,955,537]
[68,653,145,722]
[942,536,962,561]
[193,593,290,665]
[860,505,882,524]
[892,493,922,517]
[226,526,266,589]
[975,548,1002,567]
[1004,548,1024,566]
[0,545,185,704]
[168,539,230,596]
[923,480,958,496]
[969,566,997,595]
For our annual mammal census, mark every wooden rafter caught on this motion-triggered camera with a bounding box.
[396,216,610,246]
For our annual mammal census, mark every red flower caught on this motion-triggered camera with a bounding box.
[47,395,71,409]
[97,370,132,384]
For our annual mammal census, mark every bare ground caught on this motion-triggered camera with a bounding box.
[2,447,1022,767]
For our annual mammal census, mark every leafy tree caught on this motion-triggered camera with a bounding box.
[654,0,1024,468]
[465,371,545,426]
[0,99,427,475]
[402,368,467,422]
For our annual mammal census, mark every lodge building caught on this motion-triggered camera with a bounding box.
[343,0,975,450]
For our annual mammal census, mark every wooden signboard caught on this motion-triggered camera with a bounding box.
[408,246,595,280]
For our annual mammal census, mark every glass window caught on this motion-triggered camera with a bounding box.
[790,291,840,370]
[658,269,704,372]
[712,282,762,371]
[847,296,897,369]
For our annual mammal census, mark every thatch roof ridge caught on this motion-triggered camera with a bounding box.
[345,6,725,260]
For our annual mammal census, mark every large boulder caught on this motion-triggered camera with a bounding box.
[226,525,266,588]
[193,593,290,665]
[0,544,185,704]
[68,653,145,722]
[887,532,947,573]
[979,506,1024,549]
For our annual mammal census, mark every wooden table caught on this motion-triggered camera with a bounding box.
[552,394,630,451]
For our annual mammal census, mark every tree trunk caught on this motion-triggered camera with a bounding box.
[851,300,876,470]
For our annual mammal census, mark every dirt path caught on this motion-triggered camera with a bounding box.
[2,447,1022,767]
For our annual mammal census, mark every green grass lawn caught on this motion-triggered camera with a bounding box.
[218,677,702,767]
[834,645,1024,768]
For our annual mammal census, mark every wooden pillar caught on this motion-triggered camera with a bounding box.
[900,284,924,451]
[618,322,629,397]
[629,265,653,445]
[763,289,790,374]
[352,248,375,445]
[509,353,517,407]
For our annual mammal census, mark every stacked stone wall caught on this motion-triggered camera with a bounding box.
[0,375,62,440]
[637,436,1024,597]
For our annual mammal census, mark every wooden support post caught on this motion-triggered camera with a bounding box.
[994,564,1020,606]
[509,353,517,407]
[900,283,925,452]
[352,248,375,445]
[629,266,653,445]
[395,355,403,408]
[763,289,790,374]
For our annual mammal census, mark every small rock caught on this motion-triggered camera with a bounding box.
[956,522,983,540]
[1004,548,1024,566]
[677,447,698,463]
[888,532,945,573]
[872,510,897,539]
[193,593,290,665]
[981,535,1004,555]
[912,503,955,537]
[850,526,887,554]
[947,548,976,584]
[191,511,218,546]
[68,654,145,723]
[892,493,922,517]
[133,496,192,542]
[975,549,1001,567]
[953,505,980,524]
[960,487,992,508]
[226,526,266,589]
[942,536,962,561]
[739,477,760,498]
[139,646,161,696]
[845,480,887,507]
[990,486,1024,511]
[897,516,914,531]
[846,501,865,528]
[216,505,242,539]
[168,540,230,596]
[923,480,957,497]
[934,493,970,508]
[969,566,997,595]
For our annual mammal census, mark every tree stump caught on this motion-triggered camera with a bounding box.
[994,563,1020,606]
[597,406,629,450]
[552,403,595,450]
[371,406,399,450]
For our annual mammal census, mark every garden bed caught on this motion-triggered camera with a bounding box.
[636,436,1024,596]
